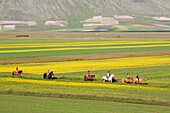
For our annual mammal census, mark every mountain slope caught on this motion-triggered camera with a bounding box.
[0,0,170,22]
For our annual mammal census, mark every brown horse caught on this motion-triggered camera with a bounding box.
[133,77,146,84]
[122,76,134,83]
[12,70,23,76]
[43,71,54,79]
[84,75,96,81]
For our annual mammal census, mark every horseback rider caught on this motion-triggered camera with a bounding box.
[87,70,91,79]
[16,67,19,76]
[127,73,130,81]
[47,69,50,77]
[106,71,110,80]
[136,74,140,82]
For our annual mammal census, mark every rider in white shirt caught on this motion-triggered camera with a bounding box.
[106,71,110,80]
[47,69,50,77]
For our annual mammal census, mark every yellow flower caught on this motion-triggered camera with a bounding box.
[0,40,169,53]
[0,56,169,74]
[0,78,168,91]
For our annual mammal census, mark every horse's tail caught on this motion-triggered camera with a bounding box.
[18,70,23,73]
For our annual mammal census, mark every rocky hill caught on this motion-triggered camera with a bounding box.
[0,0,170,22]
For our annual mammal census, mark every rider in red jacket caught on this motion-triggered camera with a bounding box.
[16,67,19,75]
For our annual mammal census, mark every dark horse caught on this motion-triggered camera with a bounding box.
[43,71,57,79]
[84,75,96,81]
[12,70,23,76]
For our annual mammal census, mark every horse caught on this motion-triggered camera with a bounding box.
[43,71,55,79]
[122,76,134,84]
[12,70,23,76]
[133,77,146,84]
[102,74,117,83]
[84,75,96,81]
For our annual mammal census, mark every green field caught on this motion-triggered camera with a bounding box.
[0,32,170,113]
[1,95,170,113]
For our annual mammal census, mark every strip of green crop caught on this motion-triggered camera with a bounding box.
[0,46,169,58]
[1,94,169,113]
[0,39,169,58]
[0,65,170,106]
[0,78,169,106]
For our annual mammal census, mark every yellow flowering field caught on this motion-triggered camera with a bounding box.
[0,78,168,91]
[0,43,169,53]
[1,40,168,48]
[0,55,169,74]
[0,41,169,53]
[0,33,170,107]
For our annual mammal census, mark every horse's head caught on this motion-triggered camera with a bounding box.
[142,77,146,80]
[111,74,114,77]
[50,71,54,75]
[18,70,23,73]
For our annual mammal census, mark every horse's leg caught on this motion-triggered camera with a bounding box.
[102,77,104,82]
[110,77,112,83]
[134,79,138,84]
[102,78,105,82]
[102,78,104,82]
[102,76,107,82]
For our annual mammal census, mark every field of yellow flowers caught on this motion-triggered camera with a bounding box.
[0,55,169,75]
[0,35,170,107]
[0,39,169,59]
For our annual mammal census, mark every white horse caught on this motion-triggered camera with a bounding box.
[102,74,117,83]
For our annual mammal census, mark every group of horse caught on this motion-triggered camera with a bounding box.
[12,70,146,84]
[84,74,146,84]
[12,70,56,79]
[122,76,146,84]
[84,74,118,83]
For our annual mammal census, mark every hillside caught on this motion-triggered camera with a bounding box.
[0,0,170,31]
[0,0,170,21]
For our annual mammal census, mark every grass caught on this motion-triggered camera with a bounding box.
[0,38,169,59]
[0,32,170,112]
[1,94,170,113]
[0,65,169,106]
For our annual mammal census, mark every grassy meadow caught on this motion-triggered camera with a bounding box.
[0,32,170,113]
[1,95,170,113]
